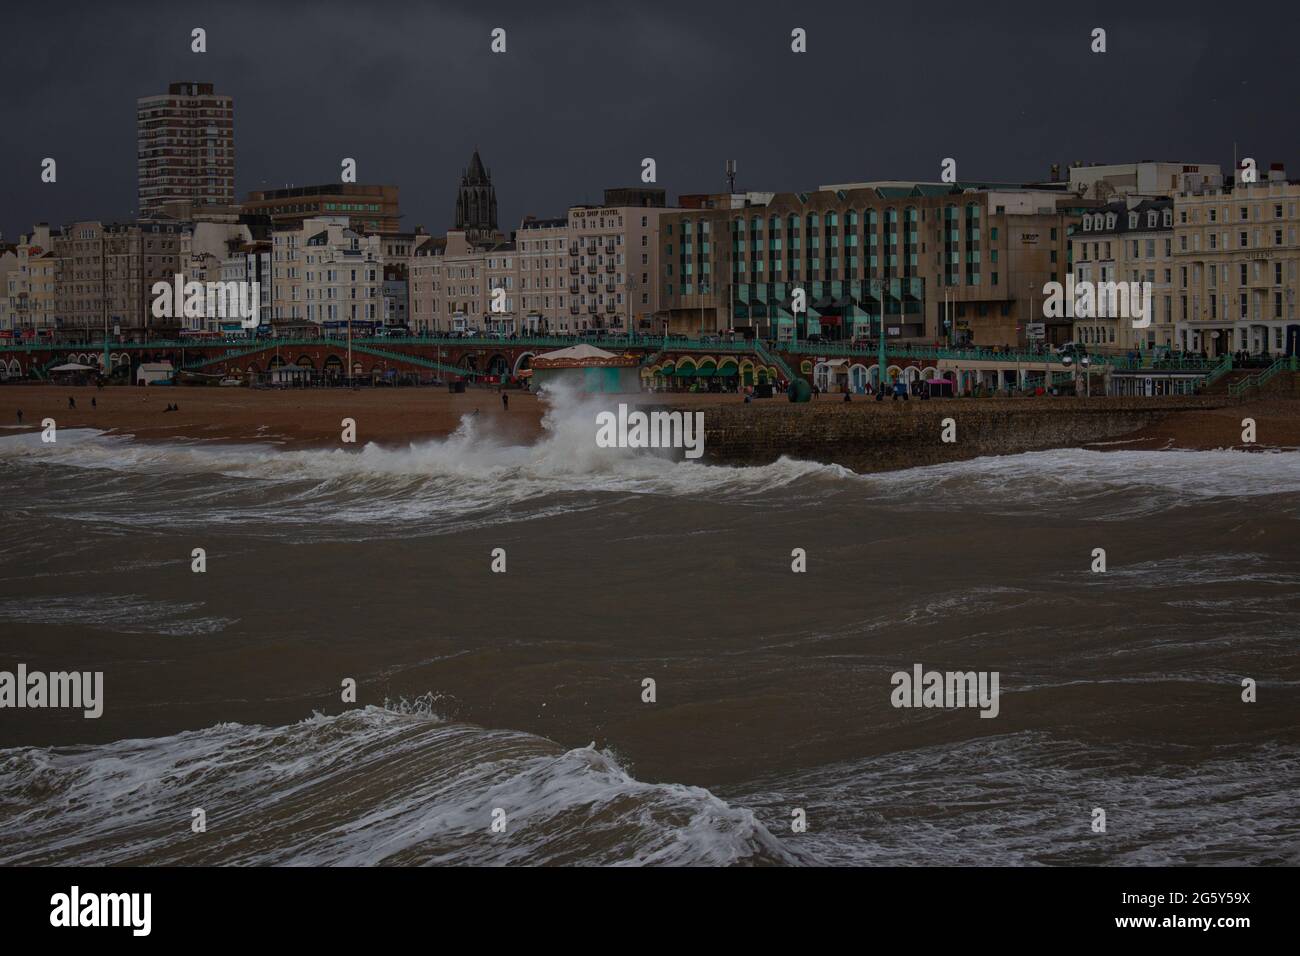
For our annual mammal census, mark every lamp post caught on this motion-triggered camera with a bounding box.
[876,277,889,394]
[1061,352,1091,397]
[347,306,354,389]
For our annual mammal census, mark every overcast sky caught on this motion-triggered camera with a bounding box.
[3,0,1297,241]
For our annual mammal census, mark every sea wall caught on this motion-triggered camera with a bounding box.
[690,396,1231,472]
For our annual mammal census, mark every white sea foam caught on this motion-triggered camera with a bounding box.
[0,704,799,866]
[731,733,1300,866]
[2,393,1297,530]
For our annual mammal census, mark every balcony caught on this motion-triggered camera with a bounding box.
[569,265,579,274]
[569,282,580,293]
[587,303,597,313]
[586,281,597,294]
[569,243,579,255]
[586,263,597,274]
[569,304,580,314]
[604,262,615,273]
[604,283,615,293]
[604,243,616,255]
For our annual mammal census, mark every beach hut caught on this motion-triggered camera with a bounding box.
[136,361,175,385]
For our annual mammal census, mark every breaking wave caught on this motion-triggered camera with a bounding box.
[0,700,801,866]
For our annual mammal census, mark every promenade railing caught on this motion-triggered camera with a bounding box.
[1227,354,1297,397]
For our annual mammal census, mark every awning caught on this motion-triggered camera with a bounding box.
[654,365,675,376]
[718,365,740,376]
[673,366,697,377]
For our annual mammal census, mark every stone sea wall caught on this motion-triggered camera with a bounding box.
[687,396,1231,473]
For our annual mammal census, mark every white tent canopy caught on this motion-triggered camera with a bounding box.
[50,362,97,372]
[536,344,617,362]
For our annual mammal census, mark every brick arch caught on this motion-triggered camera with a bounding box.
[512,351,535,375]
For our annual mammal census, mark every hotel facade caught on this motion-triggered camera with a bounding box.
[409,187,674,335]
[656,183,1086,348]
[1172,165,1300,356]
[1070,199,1177,354]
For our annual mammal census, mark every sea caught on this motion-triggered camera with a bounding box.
[1,389,1298,865]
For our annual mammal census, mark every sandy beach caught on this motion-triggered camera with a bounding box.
[1,383,1298,454]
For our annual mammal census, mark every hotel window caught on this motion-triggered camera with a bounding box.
[1240,231,1248,248]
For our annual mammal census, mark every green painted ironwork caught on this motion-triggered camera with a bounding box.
[1202,353,1236,387]
[1227,355,1296,397]
[349,343,484,377]
[754,340,796,382]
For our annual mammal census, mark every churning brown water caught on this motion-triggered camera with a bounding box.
[1,391,1298,865]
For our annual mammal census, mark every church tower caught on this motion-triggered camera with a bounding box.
[454,149,499,243]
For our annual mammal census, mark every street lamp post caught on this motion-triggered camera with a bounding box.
[877,278,888,394]
[1062,353,1091,396]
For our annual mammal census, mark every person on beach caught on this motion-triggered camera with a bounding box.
[68,396,76,409]
[502,393,509,411]
[16,409,22,424]
[91,397,97,409]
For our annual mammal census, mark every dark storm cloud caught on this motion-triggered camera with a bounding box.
[2,0,1297,241]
